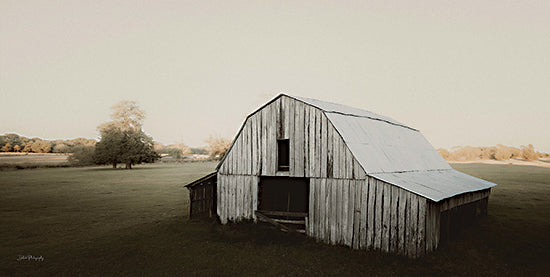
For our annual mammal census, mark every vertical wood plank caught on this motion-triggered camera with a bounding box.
[320,113,327,178]
[305,105,311,177]
[346,147,353,179]
[324,179,331,243]
[318,179,324,238]
[252,176,258,220]
[288,99,295,175]
[235,132,240,175]
[229,176,234,221]
[390,186,398,253]
[218,175,225,223]
[340,139,346,179]
[409,194,418,258]
[248,176,253,219]
[348,180,356,247]
[374,180,383,250]
[248,120,252,175]
[261,108,267,175]
[359,179,368,249]
[418,198,426,256]
[283,96,289,139]
[327,122,333,178]
[231,176,236,221]
[353,158,366,180]
[426,201,433,252]
[314,109,321,178]
[353,181,362,249]
[434,203,440,250]
[335,179,342,244]
[222,175,228,223]
[367,178,376,249]
[333,131,340,179]
[330,179,337,244]
[319,178,326,242]
[382,183,390,252]
[217,174,222,220]
[309,178,315,237]
[243,121,248,175]
[342,180,349,246]
[295,101,304,177]
[237,175,242,220]
[276,97,282,139]
[398,189,407,255]
[225,176,230,221]
[251,115,256,176]
[240,176,246,219]
[269,102,277,175]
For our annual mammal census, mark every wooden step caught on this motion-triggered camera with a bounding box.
[255,210,307,235]
[272,218,306,225]
[256,210,307,218]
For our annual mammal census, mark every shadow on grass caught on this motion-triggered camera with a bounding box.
[4,214,549,276]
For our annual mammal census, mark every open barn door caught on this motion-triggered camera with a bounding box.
[258,177,309,213]
[256,177,309,233]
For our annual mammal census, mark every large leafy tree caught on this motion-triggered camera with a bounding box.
[94,101,159,169]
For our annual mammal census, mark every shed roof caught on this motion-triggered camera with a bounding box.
[289,95,496,202]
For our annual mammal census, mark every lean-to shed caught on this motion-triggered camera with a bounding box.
[186,94,497,257]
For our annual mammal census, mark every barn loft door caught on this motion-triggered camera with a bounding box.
[258,177,309,213]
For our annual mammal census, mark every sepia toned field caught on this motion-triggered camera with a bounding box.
[0,153,70,169]
[0,162,549,276]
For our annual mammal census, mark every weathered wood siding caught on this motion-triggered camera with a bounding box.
[218,95,365,179]
[188,177,217,219]
[438,189,491,211]
[217,174,258,224]
[307,176,434,258]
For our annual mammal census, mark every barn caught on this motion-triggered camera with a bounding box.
[185,94,497,257]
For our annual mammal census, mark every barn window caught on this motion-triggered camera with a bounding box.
[277,139,289,171]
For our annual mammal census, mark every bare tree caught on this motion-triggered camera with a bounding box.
[205,135,231,159]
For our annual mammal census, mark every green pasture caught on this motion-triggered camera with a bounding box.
[0,162,549,276]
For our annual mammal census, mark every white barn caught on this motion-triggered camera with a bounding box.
[187,94,496,257]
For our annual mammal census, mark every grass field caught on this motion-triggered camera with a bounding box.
[0,154,70,170]
[1,162,549,276]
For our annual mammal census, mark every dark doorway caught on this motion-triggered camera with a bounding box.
[258,177,309,213]
[277,139,290,171]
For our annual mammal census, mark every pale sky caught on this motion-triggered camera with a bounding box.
[1,1,549,151]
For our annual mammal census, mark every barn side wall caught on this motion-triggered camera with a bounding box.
[218,95,366,180]
[308,176,431,258]
[438,189,491,212]
[217,173,258,224]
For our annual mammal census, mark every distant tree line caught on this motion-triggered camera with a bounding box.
[3,100,231,168]
[437,144,549,161]
[0,134,96,154]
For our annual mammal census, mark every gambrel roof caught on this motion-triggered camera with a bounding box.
[218,94,497,202]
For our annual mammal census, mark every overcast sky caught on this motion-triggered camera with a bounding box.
[1,1,549,151]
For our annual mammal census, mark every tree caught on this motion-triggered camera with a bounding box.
[13,145,21,152]
[118,130,159,168]
[68,146,96,166]
[22,142,32,153]
[205,135,231,159]
[437,148,451,160]
[521,144,538,161]
[1,143,13,152]
[31,140,52,153]
[53,143,70,153]
[494,144,512,160]
[94,101,159,169]
[94,127,124,168]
